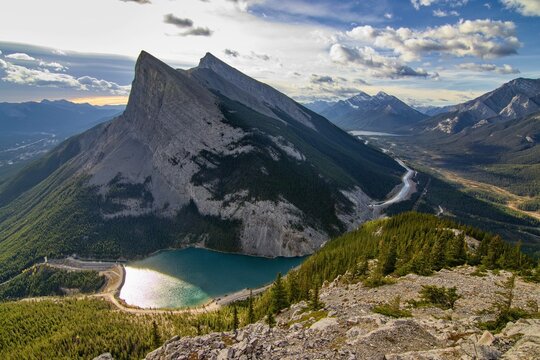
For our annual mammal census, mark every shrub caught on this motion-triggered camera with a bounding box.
[479,276,539,332]
[373,296,412,318]
[412,285,461,310]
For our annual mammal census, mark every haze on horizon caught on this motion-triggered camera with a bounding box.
[0,0,539,106]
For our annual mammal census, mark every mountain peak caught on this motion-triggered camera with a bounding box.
[135,50,170,72]
[198,52,229,69]
[349,91,371,103]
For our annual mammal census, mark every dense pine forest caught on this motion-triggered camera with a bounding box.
[0,265,105,301]
[1,212,538,359]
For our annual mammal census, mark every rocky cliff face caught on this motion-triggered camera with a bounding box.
[0,51,404,261]
[144,266,540,360]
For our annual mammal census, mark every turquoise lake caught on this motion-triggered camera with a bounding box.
[119,247,305,309]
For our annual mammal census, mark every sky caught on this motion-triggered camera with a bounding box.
[0,0,539,107]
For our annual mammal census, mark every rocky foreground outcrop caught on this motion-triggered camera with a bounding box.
[143,267,539,360]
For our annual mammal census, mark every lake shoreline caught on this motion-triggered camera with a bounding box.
[119,247,305,310]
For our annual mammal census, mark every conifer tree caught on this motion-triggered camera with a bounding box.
[430,238,445,271]
[266,310,275,328]
[271,273,289,313]
[309,286,322,311]
[151,320,160,348]
[483,236,504,269]
[247,289,255,324]
[232,306,239,332]
[445,233,466,266]
[286,271,301,304]
[379,244,397,275]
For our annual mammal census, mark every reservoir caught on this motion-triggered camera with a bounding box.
[119,247,305,309]
[348,130,401,137]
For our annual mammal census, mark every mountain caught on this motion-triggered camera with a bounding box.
[416,110,540,198]
[0,99,124,135]
[3,212,539,359]
[407,78,540,200]
[413,105,449,117]
[0,100,124,182]
[0,51,404,282]
[303,100,336,114]
[421,78,540,134]
[320,91,427,133]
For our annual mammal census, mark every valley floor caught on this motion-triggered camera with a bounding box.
[144,266,540,360]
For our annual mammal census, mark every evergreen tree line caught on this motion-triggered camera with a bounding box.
[259,212,539,319]
[1,212,538,359]
[0,265,105,301]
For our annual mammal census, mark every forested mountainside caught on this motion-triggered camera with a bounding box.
[0,51,404,283]
[1,213,538,359]
[416,110,540,197]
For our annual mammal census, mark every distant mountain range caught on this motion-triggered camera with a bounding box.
[305,91,427,133]
[0,100,124,135]
[0,51,404,282]
[419,78,540,135]
[412,105,448,117]
[303,100,337,114]
[0,100,124,182]
[397,77,540,225]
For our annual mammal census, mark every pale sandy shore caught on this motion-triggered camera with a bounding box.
[26,258,269,315]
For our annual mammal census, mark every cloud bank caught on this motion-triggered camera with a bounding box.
[0,59,130,95]
[501,0,540,16]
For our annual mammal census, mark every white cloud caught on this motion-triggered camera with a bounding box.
[39,61,67,71]
[5,52,36,61]
[345,19,520,61]
[77,76,131,94]
[310,74,334,84]
[0,59,130,95]
[329,44,432,79]
[457,62,520,74]
[411,0,468,10]
[433,9,459,16]
[384,13,393,19]
[120,0,151,4]
[501,0,540,16]
[0,0,531,105]
[52,49,67,56]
